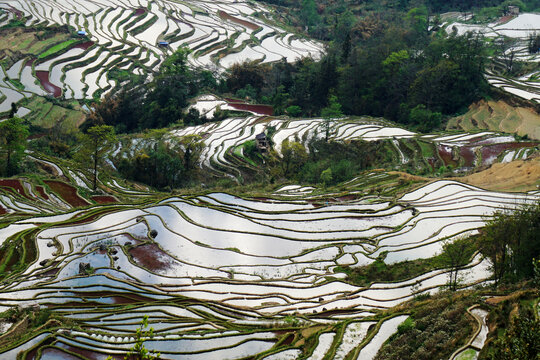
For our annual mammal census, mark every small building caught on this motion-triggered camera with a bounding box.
[508,6,519,15]
[255,133,268,152]
[158,41,169,47]
[77,30,87,36]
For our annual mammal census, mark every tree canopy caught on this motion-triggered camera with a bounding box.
[0,117,29,176]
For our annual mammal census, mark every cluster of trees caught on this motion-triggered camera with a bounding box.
[375,294,476,360]
[479,202,540,287]
[224,19,489,132]
[86,47,216,134]
[486,305,540,359]
[0,117,29,176]
[116,133,203,190]
[259,0,540,38]
[256,137,395,184]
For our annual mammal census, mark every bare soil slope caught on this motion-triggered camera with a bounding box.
[447,99,540,140]
[453,154,540,192]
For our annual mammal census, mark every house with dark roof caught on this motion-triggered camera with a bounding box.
[255,133,268,152]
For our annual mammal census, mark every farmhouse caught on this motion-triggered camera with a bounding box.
[255,133,268,152]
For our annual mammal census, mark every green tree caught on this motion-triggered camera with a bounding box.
[321,94,343,141]
[440,238,473,291]
[320,167,333,186]
[480,203,540,287]
[178,134,204,171]
[0,117,29,176]
[409,105,442,133]
[107,315,160,360]
[77,125,116,190]
[406,6,429,36]
[280,139,308,176]
[487,307,540,360]
[286,105,302,117]
[300,0,320,29]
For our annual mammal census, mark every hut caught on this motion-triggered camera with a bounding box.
[77,30,87,37]
[508,6,519,15]
[158,41,169,47]
[255,133,268,152]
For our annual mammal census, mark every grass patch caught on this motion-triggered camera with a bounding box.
[417,140,435,158]
[335,236,477,287]
[455,348,478,360]
[7,78,24,90]
[38,39,78,59]
[20,96,84,130]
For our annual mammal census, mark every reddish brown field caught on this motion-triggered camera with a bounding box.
[437,145,458,167]
[129,244,172,272]
[43,180,90,207]
[35,186,49,200]
[218,10,260,30]
[228,102,274,116]
[480,142,538,166]
[73,41,94,50]
[459,146,476,167]
[0,179,33,200]
[91,195,118,204]
[35,71,62,97]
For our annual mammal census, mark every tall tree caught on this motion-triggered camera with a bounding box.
[178,134,204,171]
[77,125,116,190]
[321,94,343,141]
[280,139,308,176]
[441,238,473,291]
[0,117,29,176]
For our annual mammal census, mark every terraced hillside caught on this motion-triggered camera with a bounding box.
[447,99,540,140]
[0,3,539,360]
[0,0,322,109]
[0,165,538,359]
[445,13,540,103]
[110,113,540,180]
[0,111,539,358]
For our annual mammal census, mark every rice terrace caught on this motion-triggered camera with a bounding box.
[0,0,539,359]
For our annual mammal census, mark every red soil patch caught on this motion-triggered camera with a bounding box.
[227,102,274,116]
[497,15,515,24]
[480,142,538,166]
[134,7,146,15]
[0,179,33,200]
[218,10,260,31]
[35,185,49,200]
[72,291,152,304]
[437,145,458,167]
[35,71,62,97]
[68,208,119,225]
[426,157,437,170]
[43,180,90,207]
[7,6,23,18]
[25,58,35,67]
[0,206,7,215]
[336,194,358,201]
[91,195,118,204]
[129,244,172,272]
[73,41,94,50]
[459,146,476,167]
[40,267,60,277]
